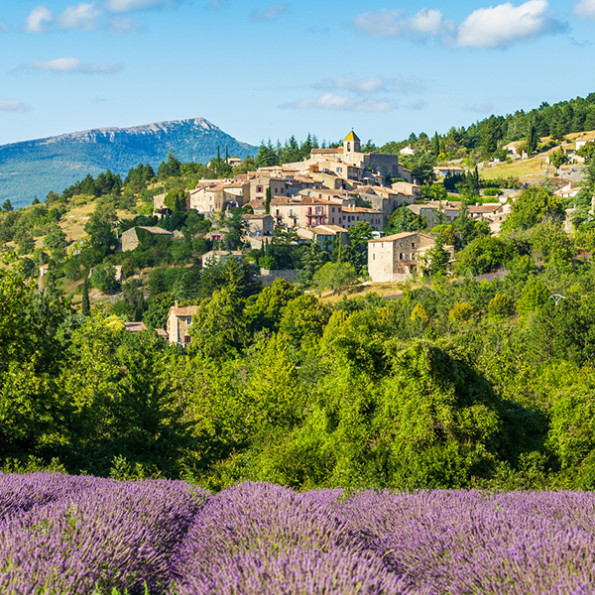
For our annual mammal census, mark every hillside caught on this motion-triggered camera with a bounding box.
[0,118,256,208]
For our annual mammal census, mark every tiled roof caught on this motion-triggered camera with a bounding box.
[368,232,435,243]
[138,226,173,235]
[171,305,199,317]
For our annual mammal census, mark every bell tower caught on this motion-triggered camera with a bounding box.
[343,130,360,155]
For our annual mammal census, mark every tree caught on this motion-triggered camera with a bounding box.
[551,148,569,169]
[244,278,300,334]
[526,124,538,155]
[0,255,67,458]
[81,279,90,316]
[157,151,182,179]
[424,240,450,277]
[503,186,565,231]
[2,199,13,212]
[43,225,67,253]
[90,264,120,294]
[455,236,513,276]
[347,222,373,274]
[312,262,358,295]
[431,132,441,157]
[164,188,187,212]
[63,317,191,475]
[190,286,248,359]
[403,151,436,184]
[384,207,425,235]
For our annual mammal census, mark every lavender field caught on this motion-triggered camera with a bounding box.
[1,473,594,594]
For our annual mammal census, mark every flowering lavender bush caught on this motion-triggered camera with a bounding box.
[3,472,595,594]
[0,473,208,594]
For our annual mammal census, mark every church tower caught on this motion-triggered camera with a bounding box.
[343,130,360,155]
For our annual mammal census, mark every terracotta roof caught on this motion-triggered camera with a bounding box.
[138,226,173,235]
[243,213,272,220]
[171,305,199,317]
[311,148,342,154]
[154,328,168,340]
[368,232,435,243]
[314,225,348,234]
[124,321,147,333]
[468,204,502,214]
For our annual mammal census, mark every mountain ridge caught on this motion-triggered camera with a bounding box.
[0,117,256,207]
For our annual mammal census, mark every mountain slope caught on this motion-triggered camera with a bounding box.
[0,118,256,207]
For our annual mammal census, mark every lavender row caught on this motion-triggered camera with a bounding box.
[174,485,595,594]
[0,474,208,594]
[4,473,595,593]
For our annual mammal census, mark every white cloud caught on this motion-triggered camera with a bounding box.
[282,93,396,112]
[354,8,453,40]
[251,4,288,21]
[57,3,103,30]
[319,77,386,93]
[0,99,30,113]
[103,0,177,12]
[457,0,563,48]
[316,76,425,95]
[25,6,53,33]
[27,57,121,73]
[574,0,595,18]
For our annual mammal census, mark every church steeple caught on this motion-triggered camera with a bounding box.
[343,130,360,154]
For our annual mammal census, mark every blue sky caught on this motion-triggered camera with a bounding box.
[1,0,595,149]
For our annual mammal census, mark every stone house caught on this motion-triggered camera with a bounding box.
[367,232,452,282]
[341,205,384,231]
[576,135,595,151]
[120,226,174,252]
[188,181,248,214]
[311,224,349,249]
[167,302,199,347]
[468,203,510,234]
[243,213,274,236]
[271,196,343,228]
[201,250,244,267]
[407,201,461,228]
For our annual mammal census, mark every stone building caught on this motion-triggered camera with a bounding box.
[120,226,173,252]
[167,303,199,347]
[367,232,452,282]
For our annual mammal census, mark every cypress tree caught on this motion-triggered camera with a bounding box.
[82,279,90,316]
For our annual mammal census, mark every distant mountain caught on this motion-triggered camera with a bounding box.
[0,118,257,207]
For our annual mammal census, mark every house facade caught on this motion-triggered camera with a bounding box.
[367,232,440,282]
[167,303,199,347]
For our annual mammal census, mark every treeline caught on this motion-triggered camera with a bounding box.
[368,93,595,162]
[6,232,595,492]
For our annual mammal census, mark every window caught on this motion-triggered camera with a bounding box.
[184,336,191,344]
[399,253,404,260]
[411,243,415,248]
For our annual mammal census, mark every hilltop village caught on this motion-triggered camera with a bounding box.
[149,131,509,297]
[4,125,594,350]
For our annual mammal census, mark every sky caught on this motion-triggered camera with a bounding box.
[1,0,595,149]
